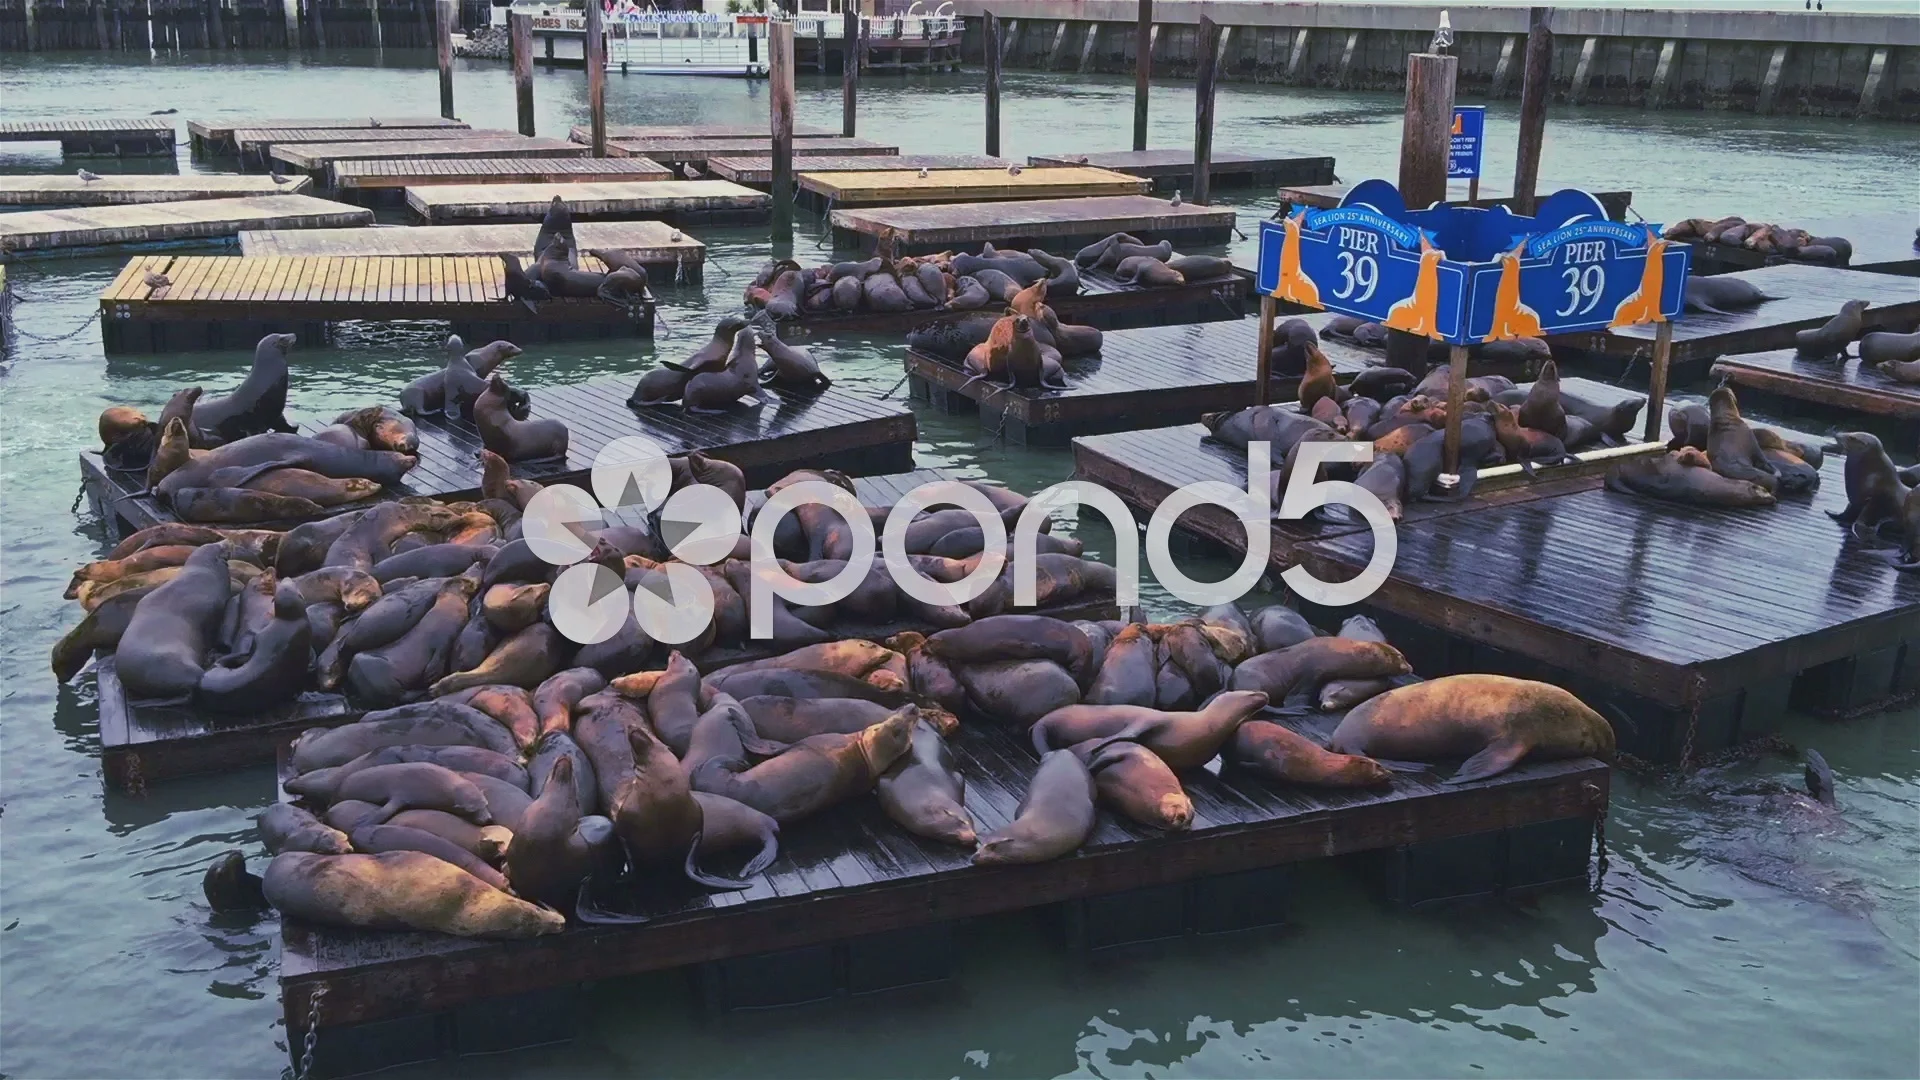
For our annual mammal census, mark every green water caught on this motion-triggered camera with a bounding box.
[1,51,1917,1079]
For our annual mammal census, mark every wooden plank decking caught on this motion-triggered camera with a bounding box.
[231,125,492,153]
[829,195,1238,256]
[608,137,899,167]
[0,174,314,207]
[710,153,1012,186]
[1710,347,1920,437]
[796,166,1149,212]
[1278,182,1634,222]
[270,137,588,175]
[95,253,654,353]
[1551,263,1920,371]
[0,117,176,155]
[238,222,706,275]
[574,123,842,142]
[189,116,468,154]
[331,156,673,196]
[405,180,771,226]
[1029,149,1336,191]
[0,195,371,255]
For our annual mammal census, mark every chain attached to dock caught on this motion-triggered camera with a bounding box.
[296,984,327,1080]
[1584,780,1609,888]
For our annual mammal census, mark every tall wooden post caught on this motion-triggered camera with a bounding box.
[1192,15,1219,205]
[585,0,606,156]
[510,12,535,137]
[1398,53,1456,209]
[983,11,1001,157]
[1253,295,1277,406]
[1132,0,1151,151]
[1642,320,1675,443]
[280,0,297,48]
[770,18,796,243]
[1441,344,1469,474]
[842,3,858,137]
[435,0,454,119]
[1513,6,1553,216]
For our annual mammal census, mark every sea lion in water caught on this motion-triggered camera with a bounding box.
[1827,431,1908,540]
[263,851,564,939]
[1606,449,1776,508]
[192,333,297,443]
[115,542,231,704]
[1031,691,1269,770]
[972,749,1097,865]
[876,717,975,846]
[691,706,916,824]
[258,803,351,856]
[203,851,267,912]
[474,375,569,462]
[1227,720,1395,788]
[1704,386,1778,494]
[1229,638,1410,704]
[1328,674,1615,783]
[1794,299,1869,360]
[1069,737,1193,831]
[198,580,311,712]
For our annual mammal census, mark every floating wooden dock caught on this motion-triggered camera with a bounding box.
[830,195,1239,256]
[576,123,842,142]
[279,709,1605,1075]
[1279,182,1635,223]
[0,195,371,257]
[405,180,771,227]
[1029,149,1336,192]
[96,253,654,353]
[796,166,1149,213]
[1551,263,1920,374]
[238,221,706,279]
[330,156,673,203]
[907,312,1370,445]
[1075,405,1920,760]
[0,117,176,156]
[269,137,588,178]
[0,174,314,207]
[188,116,469,156]
[1680,211,1920,278]
[1710,347,1920,439]
[608,137,899,168]
[709,153,1011,187]
[231,125,489,156]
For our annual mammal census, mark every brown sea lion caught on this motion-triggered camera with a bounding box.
[291,707,519,779]
[1075,232,1143,268]
[258,803,351,856]
[505,755,602,908]
[927,615,1096,688]
[1084,623,1158,707]
[430,623,565,697]
[156,432,414,500]
[690,706,915,824]
[66,544,198,599]
[331,762,494,827]
[1518,360,1568,440]
[606,717,749,890]
[1327,674,1614,783]
[1860,331,1920,376]
[263,851,564,939]
[1166,254,1233,280]
[1068,737,1193,831]
[480,582,548,631]
[146,417,197,488]
[1095,239,1174,270]
[345,569,481,705]
[972,749,1097,865]
[1704,386,1779,493]
[1113,254,1185,286]
[329,406,419,453]
[349,824,511,892]
[1794,299,1869,360]
[1227,720,1394,788]
[475,375,569,462]
[199,581,312,713]
[1228,638,1410,703]
[440,684,541,751]
[1606,449,1776,507]
[1490,403,1576,477]
[1297,342,1339,418]
[532,667,607,738]
[105,522,228,561]
[1031,691,1268,770]
[155,387,210,449]
[192,333,296,442]
[683,324,762,413]
[169,486,324,524]
[114,542,231,704]
[1827,431,1908,540]
[462,771,535,832]
[200,464,380,507]
[876,717,975,846]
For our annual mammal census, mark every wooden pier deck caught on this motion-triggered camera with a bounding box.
[96,253,654,353]
[710,153,1011,187]
[269,137,588,177]
[795,166,1149,213]
[405,180,770,227]
[1710,347,1920,438]
[231,125,488,155]
[330,156,673,202]
[906,312,1370,445]
[608,137,898,168]
[1029,149,1336,192]
[1680,211,1920,278]
[0,174,314,207]
[830,195,1239,256]
[238,221,706,278]
[1551,263,1920,374]
[0,117,176,156]
[1279,182,1634,223]
[279,711,1605,1073]
[0,195,371,257]
[575,123,842,142]
[1074,406,1920,760]
[188,116,468,156]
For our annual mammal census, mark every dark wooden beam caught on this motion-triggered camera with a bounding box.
[1513,6,1553,216]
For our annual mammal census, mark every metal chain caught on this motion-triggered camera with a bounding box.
[123,752,146,797]
[1584,780,1609,888]
[10,307,101,345]
[1677,672,1707,771]
[296,984,327,1080]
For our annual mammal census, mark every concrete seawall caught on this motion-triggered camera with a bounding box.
[953,2,1919,121]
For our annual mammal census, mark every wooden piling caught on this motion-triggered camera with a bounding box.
[1513,6,1553,216]
[1254,294,1276,406]
[510,13,534,137]
[586,0,606,156]
[1397,53,1456,211]
[770,18,795,243]
[1132,0,1151,152]
[1441,344,1469,473]
[1643,320,1675,443]
[984,11,1002,158]
[1192,15,1218,206]
[436,0,454,119]
[842,4,859,138]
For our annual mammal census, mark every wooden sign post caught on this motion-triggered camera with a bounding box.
[1398,52,1456,210]
[585,0,606,156]
[435,0,454,119]
[1253,294,1276,406]
[842,4,859,138]
[510,13,535,137]
[1192,15,1219,206]
[1132,0,1151,151]
[770,18,796,243]
[1513,6,1553,216]
[1643,320,1676,443]
[984,11,1002,158]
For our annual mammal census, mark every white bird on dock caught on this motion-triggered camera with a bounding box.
[269,169,293,187]
[1430,9,1453,55]
[918,167,929,178]
[670,229,683,242]
[143,271,171,291]
[77,169,102,182]
[1171,189,1182,207]
[1007,164,1023,176]
[369,119,383,128]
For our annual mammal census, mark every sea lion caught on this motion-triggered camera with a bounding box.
[532,195,577,268]
[290,701,519,773]
[439,684,541,751]
[1827,431,1908,539]
[604,716,749,890]
[199,464,379,507]
[1704,386,1779,494]
[1032,691,1268,770]
[1348,366,1416,402]
[198,580,311,712]
[462,771,535,832]
[1606,450,1776,508]
[1074,232,1142,268]
[170,486,327,524]
[690,707,916,824]
[350,824,511,892]
[1247,604,1316,653]
[1861,331,1920,379]
[971,750,1097,865]
[1229,638,1410,703]
[51,587,151,682]
[1081,623,1157,707]
[192,333,296,442]
[1095,240,1173,271]
[505,755,601,907]
[683,325,761,414]
[302,744,530,794]
[258,803,351,856]
[155,432,414,499]
[371,542,491,585]
[1666,403,1710,451]
[1113,254,1185,286]
[1027,247,1081,295]
[1684,276,1777,316]
[66,543,199,599]
[530,730,599,815]
[501,252,551,312]
[202,852,267,912]
[144,416,195,488]
[1794,299,1869,360]
[431,623,564,698]
[1559,389,1645,445]
[1490,403,1577,477]
[875,717,975,846]
[1297,342,1340,418]
[345,570,481,705]
[328,406,419,454]
[1227,720,1394,788]
[114,542,231,704]
[1070,737,1192,831]
[474,375,568,462]
[928,616,1095,688]
[331,762,494,827]
[1165,254,1233,280]
[155,386,210,450]
[1517,360,1568,440]
[756,331,830,391]
[107,522,233,561]
[263,851,564,939]
[532,667,607,738]
[1328,674,1615,783]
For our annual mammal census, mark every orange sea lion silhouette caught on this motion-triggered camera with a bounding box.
[1486,242,1545,340]
[1272,211,1322,308]
[1383,234,1444,338]
[1610,229,1669,327]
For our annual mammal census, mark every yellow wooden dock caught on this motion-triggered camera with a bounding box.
[0,195,371,256]
[238,221,706,274]
[405,180,771,226]
[829,195,1238,255]
[797,166,1149,210]
[0,174,314,207]
[331,156,672,196]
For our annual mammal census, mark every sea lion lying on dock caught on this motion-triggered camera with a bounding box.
[263,850,563,938]
[1327,674,1614,784]
[1605,449,1776,508]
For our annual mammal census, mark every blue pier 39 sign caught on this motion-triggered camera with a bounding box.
[1259,179,1689,346]
[1448,105,1485,180]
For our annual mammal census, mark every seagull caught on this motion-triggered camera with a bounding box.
[1430,9,1453,55]
[369,119,383,128]
[1007,164,1023,176]
[669,229,683,242]
[680,163,700,180]
[1076,155,1089,164]
[917,167,929,178]
[269,169,293,186]
[143,271,171,290]
[1171,189,1182,207]
[77,169,102,182]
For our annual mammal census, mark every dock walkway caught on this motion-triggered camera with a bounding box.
[0,195,370,257]
[1030,149,1336,191]
[270,137,587,177]
[711,154,1010,187]
[238,221,705,278]
[0,117,175,156]
[331,156,672,202]
[0,174,315,207]
[188,116,467,156]
[405,180,770,227]
[796,166,1148,213]
[609,137,898,168]
[830,194,1238,255]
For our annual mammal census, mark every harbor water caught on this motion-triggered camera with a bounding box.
[0,51,1917,1078]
